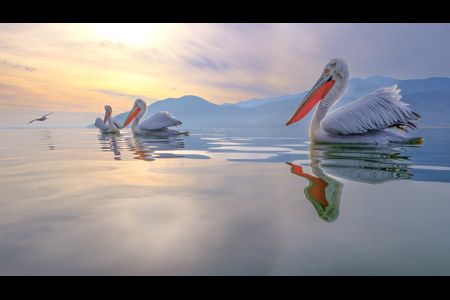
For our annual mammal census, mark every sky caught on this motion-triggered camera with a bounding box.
[1,23,450,127]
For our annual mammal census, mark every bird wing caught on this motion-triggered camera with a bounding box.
[43,112,53,117]
[138,111,182,131]
[112,118,122,129]
[94,117,110,131]
[321,85,421,135]
[28,119,37,124]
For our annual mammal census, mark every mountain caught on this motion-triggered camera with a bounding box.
[345,76,400,99]
[87,76,450,129]
[222,92,308,108]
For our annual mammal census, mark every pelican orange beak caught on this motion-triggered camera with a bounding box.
[121,105,141,129]
[286,75,335,126]
[104,110,111,124]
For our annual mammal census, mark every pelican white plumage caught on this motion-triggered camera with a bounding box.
[286,58,422,144]
[121,99,189,136]
[28,112,53,124]
[95,105,122,133]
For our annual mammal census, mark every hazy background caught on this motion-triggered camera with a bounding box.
[1,23,450,127]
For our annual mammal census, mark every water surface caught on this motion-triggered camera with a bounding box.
[0,127,449,275]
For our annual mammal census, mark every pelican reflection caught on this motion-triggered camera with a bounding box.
[98,132,122,160]
[98,133,186,161]
[287,143,418,222]
[125,135,186,161]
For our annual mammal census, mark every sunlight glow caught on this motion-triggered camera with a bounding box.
[90,23,161,47]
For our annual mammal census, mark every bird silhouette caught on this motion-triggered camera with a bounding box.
[28,112,53,124]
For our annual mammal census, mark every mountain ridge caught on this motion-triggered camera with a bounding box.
[88,76,450,129]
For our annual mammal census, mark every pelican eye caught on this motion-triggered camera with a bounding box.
[324,68,330,75]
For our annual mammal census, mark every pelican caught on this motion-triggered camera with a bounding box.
[94,105,122,133]
[121,99,189,136]
[286,58,422,144]
[28,112,53,124]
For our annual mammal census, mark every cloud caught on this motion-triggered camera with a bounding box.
[1,59,36,72]
[92,89,148,101]
[293,23,450,80]
[1,22,450,124]
[184,53,231,72]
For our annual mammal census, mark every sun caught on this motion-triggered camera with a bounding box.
[90,23,160,47]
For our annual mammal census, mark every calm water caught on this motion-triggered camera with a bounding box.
[0,127,449,276]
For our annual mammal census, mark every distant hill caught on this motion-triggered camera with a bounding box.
[88,76,450,129]
[222,92,308,108]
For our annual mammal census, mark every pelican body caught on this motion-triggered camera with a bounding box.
[28,112,53,124]
[95,105,121,133]
[286,58,422,144]
[121,99,188,136]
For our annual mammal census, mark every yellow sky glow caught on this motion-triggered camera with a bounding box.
[1,23,450,127]
[90,23,161,47]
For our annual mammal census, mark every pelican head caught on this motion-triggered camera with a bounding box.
[104,105,112,124]
[121,99,147,129]
[286,58,349,126]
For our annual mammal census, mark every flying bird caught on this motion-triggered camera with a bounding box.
[28,112,53,124]
[285,58,422,144]
[95,105,122,133]
[121,99,188,136]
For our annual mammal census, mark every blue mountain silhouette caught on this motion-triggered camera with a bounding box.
[88,76,450,129]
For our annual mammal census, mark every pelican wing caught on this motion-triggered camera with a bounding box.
[94,117,110,131]
[112,118,122,129]
[321,85,421,135]
[138,111,182,131]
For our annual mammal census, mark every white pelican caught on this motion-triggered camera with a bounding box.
[121,99,189,136]
[95,105,122,133]
[286,58,422,144]
[28,112,53,124]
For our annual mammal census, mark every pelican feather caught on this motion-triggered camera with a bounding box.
[139,111,182,131]
[322,85,421,135]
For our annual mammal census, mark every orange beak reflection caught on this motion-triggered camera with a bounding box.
[286,162,329,208]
